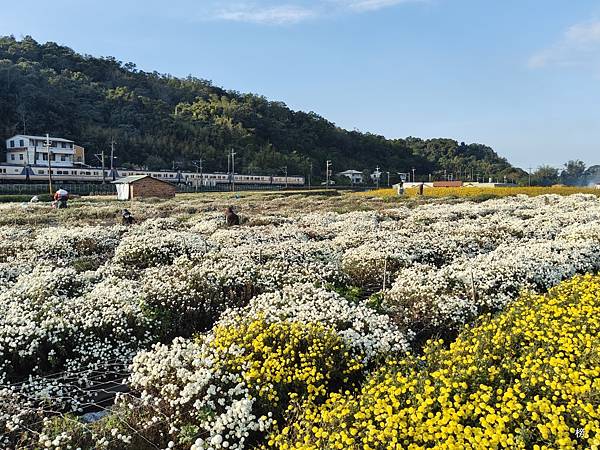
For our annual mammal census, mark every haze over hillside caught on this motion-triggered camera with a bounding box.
[0,36,523,182]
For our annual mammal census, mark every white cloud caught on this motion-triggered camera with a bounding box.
[529,20,600,69]
[204,0,425,25]
[215,4,316,24]
[336,0,424,12]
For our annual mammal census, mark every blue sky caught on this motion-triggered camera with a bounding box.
[2,0,600,169]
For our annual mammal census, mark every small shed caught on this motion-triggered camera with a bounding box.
[112,175,176,200]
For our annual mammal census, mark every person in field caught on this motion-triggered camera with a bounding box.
[417,183,425,196]
[121,209,135,226]
[396,180,405,196]
[53,188,69,209]
[225,206,240,226]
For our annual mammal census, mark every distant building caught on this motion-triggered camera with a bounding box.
[432,181,463,188]
[112,175,176,200]
[371,169,382,183]
[338,170,364,184]
[5,135,82,168]
[595,183,600,190]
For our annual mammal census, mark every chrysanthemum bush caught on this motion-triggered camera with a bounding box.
[18,319,364,450]
[385,236,600,333]
[269,274,600,449]
[112,228,209,273]
[2,193,600,448]
[218,283,411,364]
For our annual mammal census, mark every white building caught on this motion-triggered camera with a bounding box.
[337,169,364,184]
[371,168,382,183]
[5,135,82,168]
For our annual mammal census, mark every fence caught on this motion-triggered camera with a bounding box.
[0,183,116,196]
[0,183,374,196]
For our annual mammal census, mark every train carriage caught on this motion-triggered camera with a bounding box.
[0,164,305,187]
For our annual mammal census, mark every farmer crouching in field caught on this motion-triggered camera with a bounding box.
[225,206,240,226]
[121,209,135,226]
[52,188,69,209]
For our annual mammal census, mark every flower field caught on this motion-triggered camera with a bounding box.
[364,186,600,200]
[1,192,599,449]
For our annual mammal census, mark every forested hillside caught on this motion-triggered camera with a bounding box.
[0,35,523,181]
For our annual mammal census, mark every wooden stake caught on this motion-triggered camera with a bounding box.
[382,256,388,291]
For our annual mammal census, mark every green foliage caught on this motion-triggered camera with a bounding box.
[532,165,559,186]
[1,35,520,180]
[330,284,364,303]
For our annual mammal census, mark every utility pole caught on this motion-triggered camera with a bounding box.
[227,151,231,180]
[412,167,416,183]
[375,166,381,189]
[309,161,313,189]
[43,134,53,195]
[326,160,332,189]
[527,167,532,187]
[94,149,106,184]
[386,171,390,187]
[230,148,236,193]
[102,149,106,183]
[283,166,288,189]
[192,159,203,192]
[110,138,117,181]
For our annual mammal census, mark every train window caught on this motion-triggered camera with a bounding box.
[38,170,44,174]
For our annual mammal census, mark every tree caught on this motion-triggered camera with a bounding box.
[561,160,586,186]
[532,165,559,186]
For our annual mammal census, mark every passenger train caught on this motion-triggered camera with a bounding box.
[0,164,305,186]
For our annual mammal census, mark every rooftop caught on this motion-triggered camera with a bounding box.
[112,175,174,185]
[8,134,74,143]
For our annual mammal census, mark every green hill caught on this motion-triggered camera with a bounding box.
[0,35,523,182]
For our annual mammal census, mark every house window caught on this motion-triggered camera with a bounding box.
[19,154,24,160]
[61,142,66,148]
[10,140,15,148]
[61,155,66,161]
[43,154,48,161]
[19,139,24,147]
[10,154,15,160]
